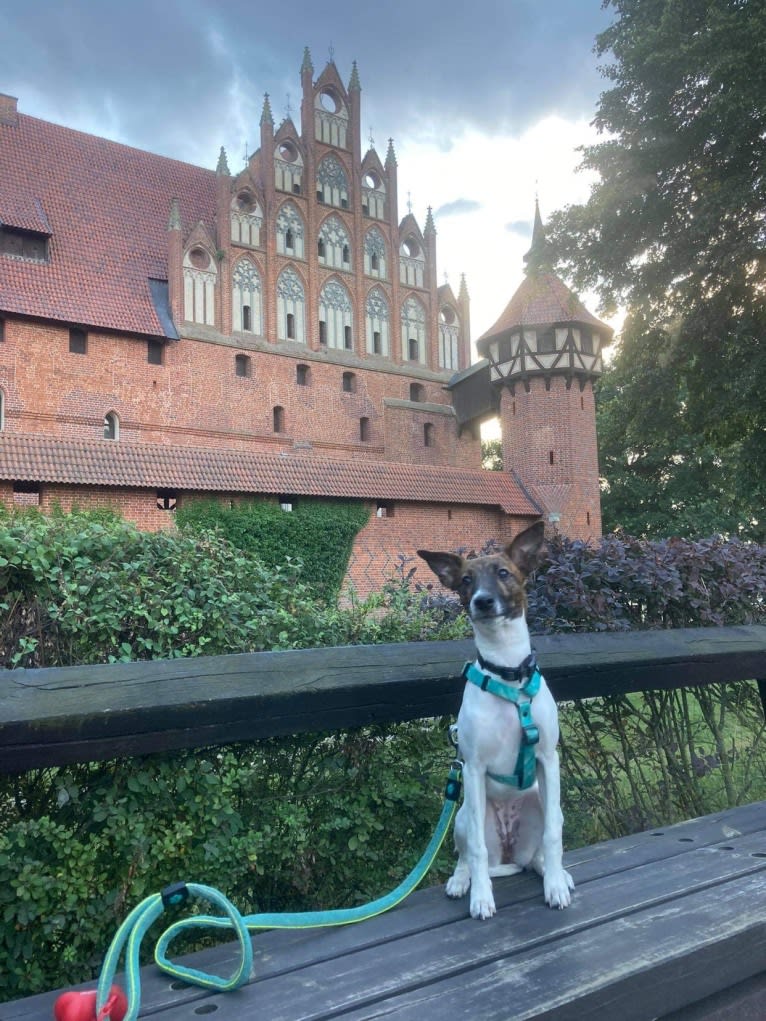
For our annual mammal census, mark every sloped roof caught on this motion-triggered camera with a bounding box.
[0,114,217,337]
[0,434,541,516]
[478,272,612,345]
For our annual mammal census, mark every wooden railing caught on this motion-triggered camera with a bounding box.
[2,624,765,773]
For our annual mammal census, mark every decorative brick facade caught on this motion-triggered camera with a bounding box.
[0,57,605,597]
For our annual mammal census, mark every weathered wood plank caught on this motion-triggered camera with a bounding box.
[6,807,766,1021]
[1,625,765,772]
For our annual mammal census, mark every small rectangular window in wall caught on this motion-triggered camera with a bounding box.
[376,501,394,519]
[156,490,177,511]
[69,328,87,354]
[13,481,41,507]
[0,318,5,342]
[147,340,164,365]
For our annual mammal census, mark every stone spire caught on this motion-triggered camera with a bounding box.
[459,272,470,301]
[348,60,361,92]
[301,46,314,76]
[260,93,274,128]
[523,198,553,275]
[216,146,230,176]
[385,137,397,168]
[424,205,436,235]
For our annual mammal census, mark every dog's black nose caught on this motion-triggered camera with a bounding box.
[472,594,495,614]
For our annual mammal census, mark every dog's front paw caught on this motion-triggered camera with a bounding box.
[544,868,575,910]
[470,891,496,920]
[445,866,470,899]
[469,878,496,920]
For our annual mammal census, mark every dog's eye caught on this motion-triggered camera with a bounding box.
[497,567,511,579]
[461,575,472,587]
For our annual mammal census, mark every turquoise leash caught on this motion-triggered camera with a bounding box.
[95,762,463,1021]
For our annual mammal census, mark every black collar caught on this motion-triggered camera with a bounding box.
[476,650,537,684]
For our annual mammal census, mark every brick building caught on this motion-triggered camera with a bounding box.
[0,53,610,595]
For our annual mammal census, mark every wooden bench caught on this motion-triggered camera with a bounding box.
[2,625,766,1019]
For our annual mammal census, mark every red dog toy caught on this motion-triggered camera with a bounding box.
[53,985,127,1021]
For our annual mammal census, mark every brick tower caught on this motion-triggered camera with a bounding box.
[475,204,613,538]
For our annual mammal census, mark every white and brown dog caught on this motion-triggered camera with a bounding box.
[418,521,574,919]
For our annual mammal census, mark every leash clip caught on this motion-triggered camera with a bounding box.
[161,882,189,909]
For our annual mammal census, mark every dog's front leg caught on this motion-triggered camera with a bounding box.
[460,762,496,919]
[536,751,574,909]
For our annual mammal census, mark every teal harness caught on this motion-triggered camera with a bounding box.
[462,656,542,791]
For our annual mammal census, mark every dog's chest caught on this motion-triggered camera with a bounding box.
[457,684,526,770]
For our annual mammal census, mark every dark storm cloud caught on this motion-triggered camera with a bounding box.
[3,0,612,167]
[435,199,482,218]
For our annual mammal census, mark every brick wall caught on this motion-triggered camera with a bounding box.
[500,378,602,539]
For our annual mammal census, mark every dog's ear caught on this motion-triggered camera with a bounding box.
[416,550,465,590]
[506,521,546,578]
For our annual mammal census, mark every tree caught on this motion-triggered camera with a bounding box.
[481,437,503,471]
[549,0,766,538]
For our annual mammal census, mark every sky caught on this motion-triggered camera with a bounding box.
[2,0,616,344]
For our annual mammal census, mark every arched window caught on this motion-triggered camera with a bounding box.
[399,235,425,288]
[317,215,352,270]
[276,202,305,258]
[277,267,306,343]
[316,154,349,209]
[319,279,353,351]
[438,304,460,370]
[314,87,349,147]
[362,168,386,219]
[103,411,119,440]
[401,296,427,365]
[296,363,310,385]
[274,138,303,194]
[364,227,387,279]
[232,259,263,334]
[183,246,216,325]
[273,406,285,433]
[230,190,263,246]
[365,287,390,357]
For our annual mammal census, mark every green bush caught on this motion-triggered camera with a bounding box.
[176,498,370,599]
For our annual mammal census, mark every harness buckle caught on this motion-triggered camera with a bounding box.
[521,724,540,747]
[161,881,189,909]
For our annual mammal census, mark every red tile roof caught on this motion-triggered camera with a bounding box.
[0,434,541,516]
[0,114,217,336]
[478,272,612,344]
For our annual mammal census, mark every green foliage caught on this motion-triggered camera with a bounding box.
[0,722,454,1000]
[548,0,766,539]
[0,509,465,670]
[176,498,370,599]
[481,437,503,471]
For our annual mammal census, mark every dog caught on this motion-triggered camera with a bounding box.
[418,521,574,919]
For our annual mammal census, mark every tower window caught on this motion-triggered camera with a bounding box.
[285,228,294,251]
[0,318,5,341]
[549,451,555,465]
[318,238,326,259]
[373,331,382,354]
[409,383,424,402]
[538,330,556,354]
[273,406,285,433]
[342,244,350,265]
[424,423,434,447]
[371,253,379,272]
[147,340,164,365]
[103,412,119,440]
[242,305,252,332]
[344,325,352,350]
[235,353,251,378]
[319,320,327,345]
[69,328,87,354]
[360,417,370,442]
[286,313,296,339]
[408,337,419,361]
[296,363,310,385]
[342,371,356,393]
